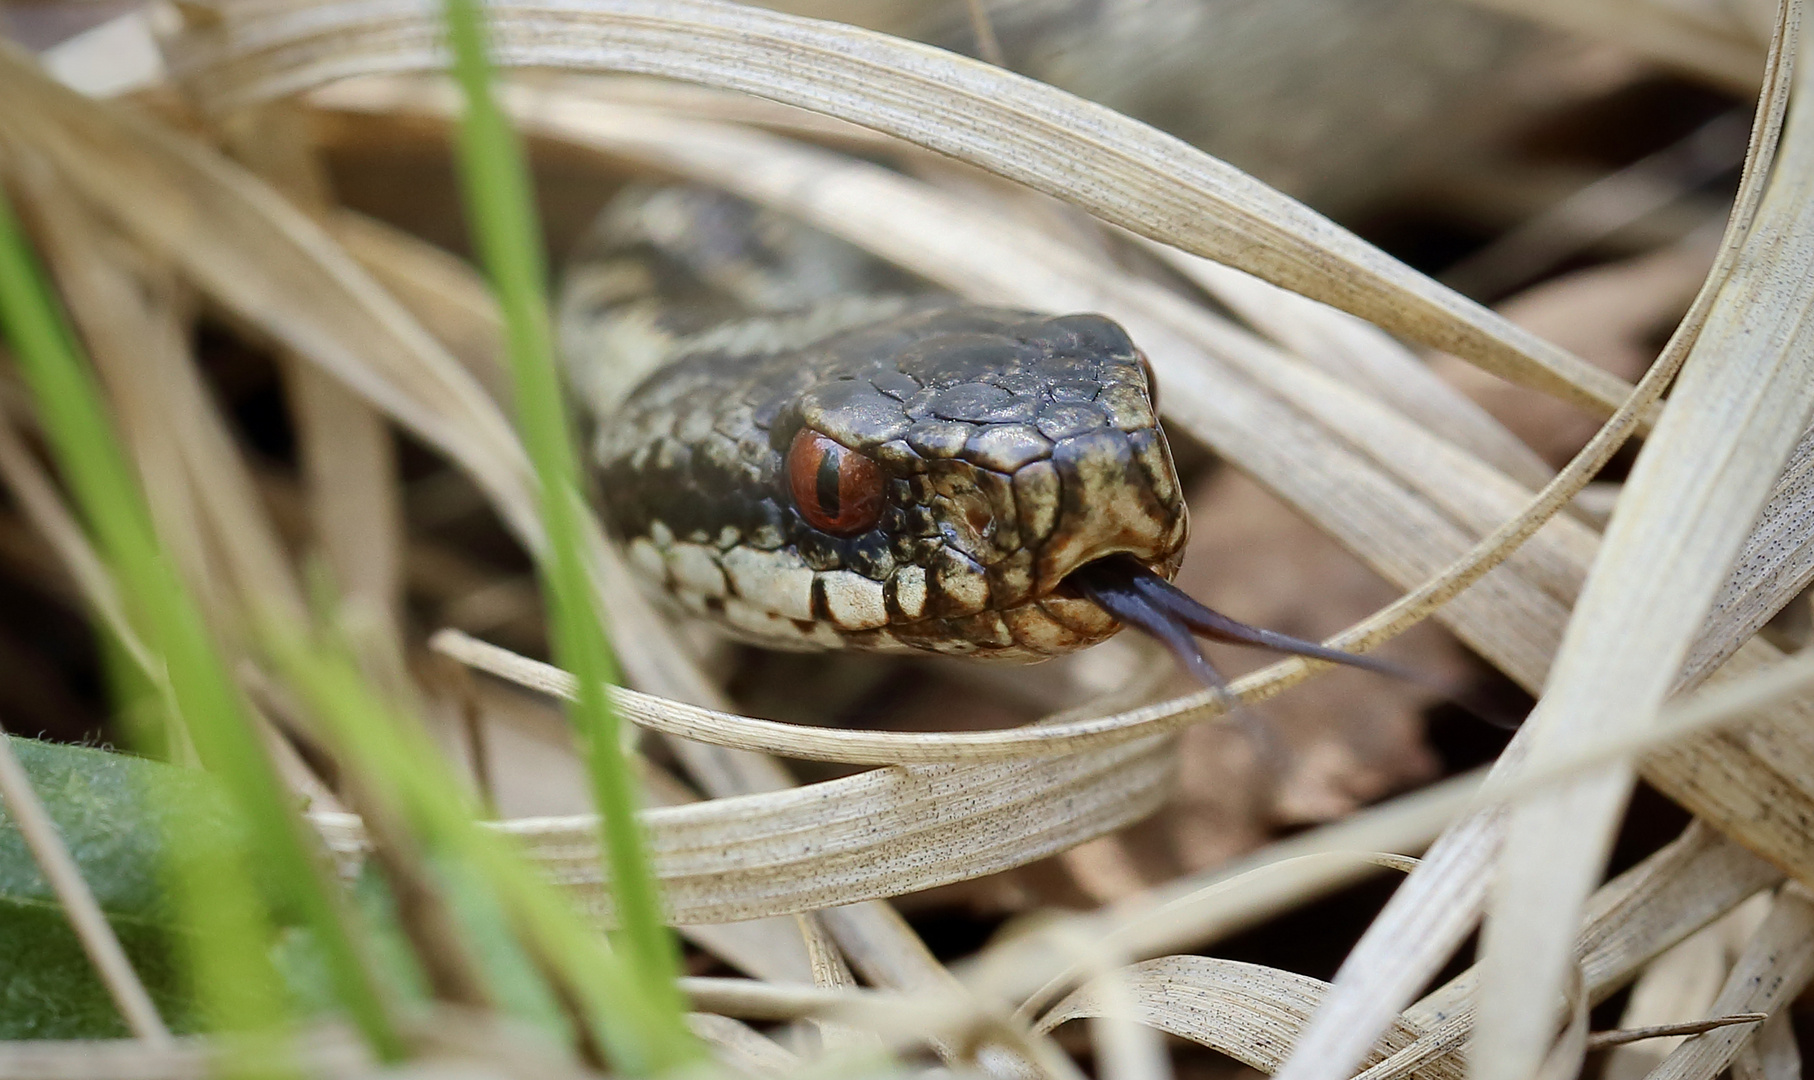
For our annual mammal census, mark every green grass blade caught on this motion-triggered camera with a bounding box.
[0,181,404,1062]
[266,629,689,1073]
[437,0,693,1054]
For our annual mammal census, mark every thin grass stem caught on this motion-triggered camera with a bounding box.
[437,0,692,1055]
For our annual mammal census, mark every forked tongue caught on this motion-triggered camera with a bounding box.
[1070,555,1514,728]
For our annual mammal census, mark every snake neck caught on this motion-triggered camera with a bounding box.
[557,183,939,420]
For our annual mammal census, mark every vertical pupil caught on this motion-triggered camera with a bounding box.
[815,443,842,519]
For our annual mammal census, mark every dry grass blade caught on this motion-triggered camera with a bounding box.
[311,728,1173,924]
[0,43,539,545]
[685,1013,798,1076]
[682,975,1065,1076]
[321,632,1804,1063]
[1275,3,1804,1070]
[1644,886,1814,1080]
[960,0,1004,66]
[1472,19,1814,1074]
[225,103,408,669]
[1730,1009,1801,1080]
[1685,435,1814,682]
[1597,896,1761,1076]
[328,210,509,400]
[0,1030,370,1080]
[432,627,1241,763]
[0,391,151,673]
[793,913,882,1057]
[1588,1014,1770,1052]
[170,0,1638,416]
[1036,956,1436,1077]
[678,977,909,1024]
[1573,824,1778,1015]
[1084,966,1173,1080]
[816,903,1049,1079]
[1149,251,1554,491]
[1269,808,1499,1080]
[1440,110,1749,299]
[448,607,1814,791]
[968,659,1809,1066]
[1327,823,1780,1080]
[966,784,1479,1018]
[12,148,310,635]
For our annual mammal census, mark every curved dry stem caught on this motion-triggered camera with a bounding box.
[170,0,1633,414]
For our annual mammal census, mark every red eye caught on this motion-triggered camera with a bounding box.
[787,429,884,536]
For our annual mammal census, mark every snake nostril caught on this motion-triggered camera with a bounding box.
[1035,427,1187,594]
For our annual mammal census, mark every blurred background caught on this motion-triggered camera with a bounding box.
[0,0,1789,1069]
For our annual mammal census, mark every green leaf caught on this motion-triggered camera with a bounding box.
[0,735,576,1043]
[0,736,239,923]
[0,736,243,1037]
[0,898,187,1039]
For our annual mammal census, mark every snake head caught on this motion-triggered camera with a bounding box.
[778,308,1189,657]
[596,304,1190,660]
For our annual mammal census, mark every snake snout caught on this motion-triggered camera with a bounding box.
[1034,425,1189,597]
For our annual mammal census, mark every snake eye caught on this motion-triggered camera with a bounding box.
[787,429,884,535]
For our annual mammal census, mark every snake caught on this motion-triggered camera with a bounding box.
[557,184,1403,687]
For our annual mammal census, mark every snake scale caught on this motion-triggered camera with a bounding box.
[558,184,1401,686]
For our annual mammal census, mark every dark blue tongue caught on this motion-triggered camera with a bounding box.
[1071,555,1523,730]
[1068,554,1415,688]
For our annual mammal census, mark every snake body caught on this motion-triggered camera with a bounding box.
[559,185,1189,661]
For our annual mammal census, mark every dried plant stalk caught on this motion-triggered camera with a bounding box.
[1002,823,1777,1080]
[1471,32,1814,1076]
[0,43,540,544]
[169,0,1636,415]
[311,729,1173,924]
[1645,886,1814,1080]
[14,151,309,635]
[1037,956,1434,1077]
[223,103,408,672]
